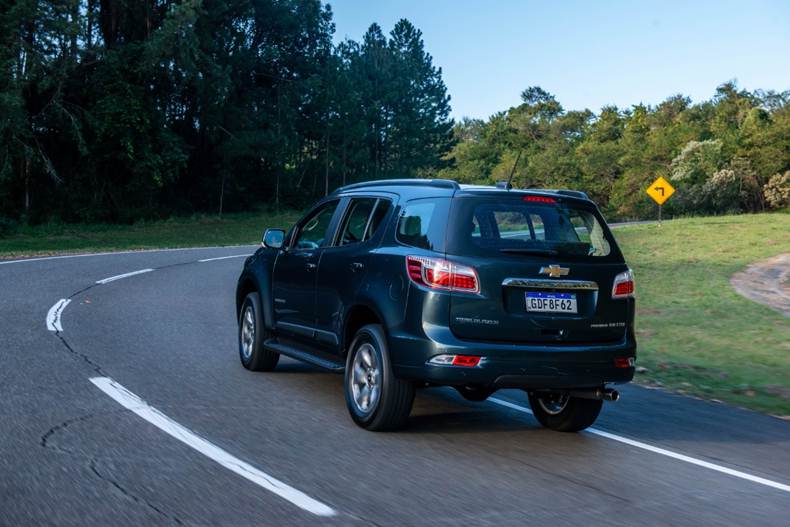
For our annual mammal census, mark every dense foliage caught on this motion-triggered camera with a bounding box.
[0,0,453,225]
[438,84,790,219]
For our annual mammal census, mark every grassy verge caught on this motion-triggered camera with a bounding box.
[615,212,790,417]
[2,210,789,415]
[0,210,301,257]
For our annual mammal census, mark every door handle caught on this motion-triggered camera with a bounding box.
[306,262,317,271]
[350,262,364,272]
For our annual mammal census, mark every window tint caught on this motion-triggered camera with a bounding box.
[530,214,545,240]
[293,200,339,250]
[397,202,435,249]
[339,199,377,246]
[395,198,450,251]
[446,197,614,260]
[366,199,391,240]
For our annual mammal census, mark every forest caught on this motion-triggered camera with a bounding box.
[1,1,789,228]
[0,0,452,226]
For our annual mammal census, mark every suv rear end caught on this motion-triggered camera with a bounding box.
[388,187,636,430]
[239,178,635,432]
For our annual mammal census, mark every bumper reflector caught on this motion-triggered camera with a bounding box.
[428,354,482,367]
[614,357,635,369]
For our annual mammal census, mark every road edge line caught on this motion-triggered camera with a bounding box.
[46,299,71,332]
[89,376,336,517]
[96,269,154,284]
[198,254,252,263]
[488,396,790,493]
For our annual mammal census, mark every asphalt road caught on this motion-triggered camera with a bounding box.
[2,246,789,526]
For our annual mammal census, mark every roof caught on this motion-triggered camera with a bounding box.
[333,179,589,201]
[334,179,459,193]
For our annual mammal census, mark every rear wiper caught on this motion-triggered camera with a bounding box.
[499,248,558,256]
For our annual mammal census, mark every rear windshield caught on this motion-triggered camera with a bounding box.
[446,196,620,261]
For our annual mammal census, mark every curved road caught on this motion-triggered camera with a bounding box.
[2,247,789,525]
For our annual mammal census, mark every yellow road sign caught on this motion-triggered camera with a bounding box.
[647,176,675,205]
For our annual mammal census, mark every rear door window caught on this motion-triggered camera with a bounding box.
[336,198,393,246]
[338,198,377,246]
[366,199,392,240]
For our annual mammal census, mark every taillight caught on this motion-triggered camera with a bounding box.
[614,357,635,368]
[612,269,635,299]
[406,256,480,293]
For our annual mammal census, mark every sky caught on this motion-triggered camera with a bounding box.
[329,0,790,120]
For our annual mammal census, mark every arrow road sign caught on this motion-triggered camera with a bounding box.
[647,176,675,205]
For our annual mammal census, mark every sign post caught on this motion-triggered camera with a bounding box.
[646,176,675,226]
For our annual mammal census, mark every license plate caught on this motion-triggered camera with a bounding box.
[525,292,577,313]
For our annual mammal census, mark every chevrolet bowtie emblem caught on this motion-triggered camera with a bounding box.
[539,265,570,278]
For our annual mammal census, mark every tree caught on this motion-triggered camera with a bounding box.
[0,2,457,224]
[441,82,790,220]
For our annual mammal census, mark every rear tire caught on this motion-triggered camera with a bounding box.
[344,324,415,431]
[527,391,603,432]
[238,292,279,372]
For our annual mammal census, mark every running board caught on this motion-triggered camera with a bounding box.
[263,339,345,372]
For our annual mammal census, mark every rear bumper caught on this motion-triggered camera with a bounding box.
[390,322,636,389]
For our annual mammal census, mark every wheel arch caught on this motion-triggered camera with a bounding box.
[342,303,385,357]
[236,274,260,315]
[236,268,275,330]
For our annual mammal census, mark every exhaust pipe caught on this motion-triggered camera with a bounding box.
[568,388,620,402]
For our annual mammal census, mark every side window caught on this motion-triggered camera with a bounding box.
[365,199,392,241]
[397,202,436,249]
[338,199,377,246]
[293,201,339,250]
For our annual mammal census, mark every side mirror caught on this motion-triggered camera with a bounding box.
[262,228,285,249]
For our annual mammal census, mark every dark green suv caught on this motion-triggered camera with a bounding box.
[236,179,636,432]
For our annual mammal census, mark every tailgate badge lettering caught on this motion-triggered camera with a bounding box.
[455,317,499,326]
[539,265,570,278]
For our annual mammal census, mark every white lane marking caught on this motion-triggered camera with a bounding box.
[89,377,336,517]
[0,245,256,266]
[95,268,154,284]
[46,299,71,332]
[488,397,790,493]
[198,254,251,263]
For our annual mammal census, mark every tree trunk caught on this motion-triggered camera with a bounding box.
[23,158,30,213]
[87,0,96,48]
[374,121,379,179]
[275,172,280,213]
[324,127,330,196]
[99,0,120,48]
[342,132,347,186]
[70,0,79,58]
[218,172,225,218]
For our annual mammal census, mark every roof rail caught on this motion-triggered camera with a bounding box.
[334,178,460,193]
[528,188,590,200]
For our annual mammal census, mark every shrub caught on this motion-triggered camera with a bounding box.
[702,169,741,213]
[764,171,790,209]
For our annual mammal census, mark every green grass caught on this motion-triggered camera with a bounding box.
[2,210,789,415]
[615,212,790,416]
[0,210,301,257]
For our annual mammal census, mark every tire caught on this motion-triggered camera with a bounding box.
[527,391,603,432]
[344,324,415,431]
[456,386,496,402]
[238,292,279,372]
